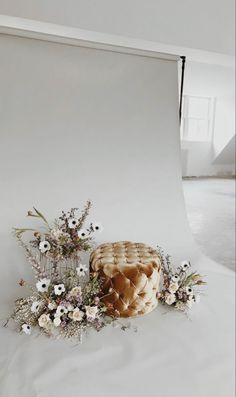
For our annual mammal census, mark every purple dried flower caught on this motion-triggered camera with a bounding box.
[76,295,82,305]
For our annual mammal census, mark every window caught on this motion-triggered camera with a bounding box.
[181,95,215,142]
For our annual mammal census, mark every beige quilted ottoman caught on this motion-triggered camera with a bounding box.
[90,241,161,317]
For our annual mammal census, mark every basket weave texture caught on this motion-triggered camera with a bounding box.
[90,241,161,317]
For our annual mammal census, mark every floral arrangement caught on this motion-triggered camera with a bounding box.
[157,246,206,312]
[4,206,206,341]
[5,203,117,340]
[8,271,110,340]
[14,201,103,271]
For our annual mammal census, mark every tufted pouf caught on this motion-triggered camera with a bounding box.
[89,241,161,317]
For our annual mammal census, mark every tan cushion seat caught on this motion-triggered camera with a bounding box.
[90,241,161,317]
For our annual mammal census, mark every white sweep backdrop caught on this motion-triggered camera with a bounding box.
[0,34,234,397]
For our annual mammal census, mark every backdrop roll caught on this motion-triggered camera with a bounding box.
[0,34,234,397]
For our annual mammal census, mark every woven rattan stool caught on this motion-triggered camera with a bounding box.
[90,241,161,317]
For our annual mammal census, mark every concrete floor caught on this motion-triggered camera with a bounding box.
[182,178,235,271]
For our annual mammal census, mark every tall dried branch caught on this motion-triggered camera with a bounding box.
[16,236,44,280]
[78,200,92,229]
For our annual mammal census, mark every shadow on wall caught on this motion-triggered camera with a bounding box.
[181,142,235,177]
[213,134,236,165]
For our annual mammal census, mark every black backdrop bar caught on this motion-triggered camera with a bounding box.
[179,55,186,124]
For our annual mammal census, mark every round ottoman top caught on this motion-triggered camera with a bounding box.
[90,241,161,317]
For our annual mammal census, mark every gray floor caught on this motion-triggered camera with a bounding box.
[182,178,235,271]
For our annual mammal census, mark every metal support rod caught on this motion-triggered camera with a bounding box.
[179,56,186,124]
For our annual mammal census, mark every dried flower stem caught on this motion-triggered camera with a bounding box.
[16,236,44,279]
[77,200,92,229]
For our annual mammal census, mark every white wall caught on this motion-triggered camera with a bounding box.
[181,60,235,177]
[0,0,235,55]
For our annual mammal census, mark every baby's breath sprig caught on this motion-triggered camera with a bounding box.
[16,235,45,279]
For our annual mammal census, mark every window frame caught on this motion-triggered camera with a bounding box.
[180,95,216,142]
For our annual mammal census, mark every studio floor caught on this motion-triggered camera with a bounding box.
[182,177,235,271]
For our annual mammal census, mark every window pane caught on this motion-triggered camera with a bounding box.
[188,97,209,119]
[183,118,209,141]
[181,95,213,142]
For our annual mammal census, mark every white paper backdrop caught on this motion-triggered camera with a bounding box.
[0,34,234,397]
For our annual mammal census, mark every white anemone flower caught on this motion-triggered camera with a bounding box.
[171,274,180,283]
[77,229,89,239]
[30,301,40,313]
[185,286,194,296]
[85,305,98,320]
[91,222,103,233]
[76,263,88,277]
[180,261,190,271]
[68,218,79,229]
[55,305,68,317]
[53,317,61,327]
[22,324,31,335]
[165,293,176,306]
[36,278,50,293]
[39,240,51,253]
[54,284,65,296]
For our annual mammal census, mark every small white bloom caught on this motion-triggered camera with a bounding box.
[194,294,201,303]
[55,305,68,317]
[185,286,194,296]
[39,240,51,253]
[22,324,31,335]
[67,304,74,312]
[68,218,79,229]
[54,283,65,296]
[53,316,61,327]
[180,260,190,271]
[38,313,51,328]
[91,222,103,233]
[165,293,176,306]
[168,282,179,293]
[48,302,57,310]
[85,305,98,319]
[76,263,88,277]
[31,301,40,313]
[172,275,180,282]
[71,308,84,322]
[36,278,50,293]
[77,229,89,239]
[68,286,82,297]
